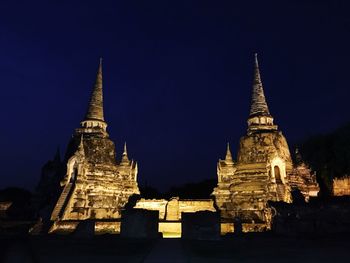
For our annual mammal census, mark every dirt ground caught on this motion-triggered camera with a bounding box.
[1,234,349,263]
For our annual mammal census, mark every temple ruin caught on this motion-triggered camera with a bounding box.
[288,148,320,201]
[212,54,319,231]
[44,55,322,236]
[49,59,140,234]
[333,176,350,196]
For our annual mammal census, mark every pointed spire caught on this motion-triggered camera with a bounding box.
[225,142,234,164]
[84,58,104,122]
[120,142,130,164]
[249,53,271,117]
[123,142,128,156]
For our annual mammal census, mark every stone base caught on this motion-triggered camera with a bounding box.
[182,211,221,240]
[159,222,181,238]
[120,209,159,239]
[49,221,79,234]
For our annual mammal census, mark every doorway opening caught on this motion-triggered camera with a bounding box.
[274,166,282,184]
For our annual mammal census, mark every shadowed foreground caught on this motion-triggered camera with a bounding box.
[1,234,350,263]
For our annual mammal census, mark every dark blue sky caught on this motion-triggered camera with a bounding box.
[1,0,349,191]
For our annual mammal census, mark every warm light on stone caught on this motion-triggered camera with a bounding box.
[159,222,182,238]
[95,221,121,234]
[212,55,318,231]
[288,148,320,201]
[333,176,350,196]
[49,60,139,234]
[47,56,323,236]
[134,198,216,237]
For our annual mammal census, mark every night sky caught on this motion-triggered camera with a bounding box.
[1,0,350,191]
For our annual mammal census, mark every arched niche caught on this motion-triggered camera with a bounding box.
[270,157,286,184]
[66,157,80,184]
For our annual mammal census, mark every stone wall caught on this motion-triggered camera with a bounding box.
[178,200,216,219]
[134,198,216,221]
[133,199,168,219]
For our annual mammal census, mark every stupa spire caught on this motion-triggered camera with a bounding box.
[225,142,234,164]
[120,142,130,164]
[249,53,271,118]
[84,58,104,122]
[123,142,128,156]
[247,54,277,134]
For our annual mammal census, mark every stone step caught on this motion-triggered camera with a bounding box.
[276,184,285,201]
[50,183,73,220]
[29,220,44,235]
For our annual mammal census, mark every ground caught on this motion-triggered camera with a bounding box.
[1,234,349,262]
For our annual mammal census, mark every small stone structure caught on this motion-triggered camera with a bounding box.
[333,176,350,196]
[288,149,320,201]
[182,211,220,240]
[120,209,159,238]
[134,197,216,237]
[94,221,121,235]
[134,198,216,220]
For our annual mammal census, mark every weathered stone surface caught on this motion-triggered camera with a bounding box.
[84,58,104,122]
[95,221,121,234]
[166,198,180,220]
[178,200,216,219]
[48,221,79,234]
[134,198,216,237]
[288,150,320,201]
[212,144,236,217]
[249,53,271,118]
[51,133,139,222]
[333,176,350,196]
[181,211,220,240]
[213,55,293,229]
[134,199,168,219]
[158,222,181,238]
[120,209,159,238]
[50,62,139,233]
[134,198,216,221]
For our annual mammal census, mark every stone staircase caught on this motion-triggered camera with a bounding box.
[51,183,74,220]
[276,184,285,201]
[29,219,44,235]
